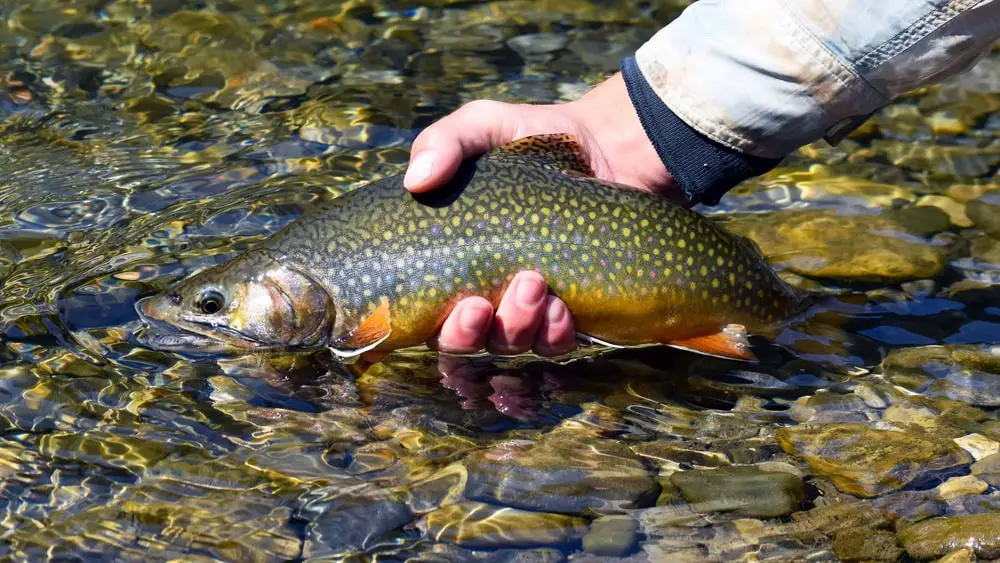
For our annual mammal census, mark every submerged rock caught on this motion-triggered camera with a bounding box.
[300,491,413,558]
[462,434,659,515]
[966,197,1000,237]
[733,209,946,282]
[832,527,902,562]
[582,515,639,557]
[899,514,1000,560]
[776,423,972,497]
[936,475,988,500]
[881,345,1000,407]
[669,466,805,518]
[420,501,588,548]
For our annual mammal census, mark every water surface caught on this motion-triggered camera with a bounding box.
[1,1,1000,561]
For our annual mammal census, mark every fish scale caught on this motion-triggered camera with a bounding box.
[137,135,811,360]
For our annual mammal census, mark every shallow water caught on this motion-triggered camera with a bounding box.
[1,1,999,561]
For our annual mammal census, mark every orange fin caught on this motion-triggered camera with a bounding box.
[667,324,757,362]
[487,134,594,176]
[330,300,391,358]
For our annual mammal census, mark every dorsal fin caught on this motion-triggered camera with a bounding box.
[483,134,594,176]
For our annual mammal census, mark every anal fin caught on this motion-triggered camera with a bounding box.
[331,300,391,358]
[667,324,757,362]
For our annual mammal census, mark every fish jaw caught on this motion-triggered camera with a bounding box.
[134,294,265,354]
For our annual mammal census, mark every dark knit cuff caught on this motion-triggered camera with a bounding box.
[620,57,782,206]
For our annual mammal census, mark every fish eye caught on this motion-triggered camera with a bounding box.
[196,289,225,315]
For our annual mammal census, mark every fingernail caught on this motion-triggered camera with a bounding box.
[545,297,567,324]
[459,301,491,335]
[515,275,547,308]
[404,151,434,188]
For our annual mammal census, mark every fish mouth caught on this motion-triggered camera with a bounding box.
[134,296,290,355]
[134,296,228,353]
[134,296,253,354]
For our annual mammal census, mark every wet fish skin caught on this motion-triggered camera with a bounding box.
[136,135,810,359]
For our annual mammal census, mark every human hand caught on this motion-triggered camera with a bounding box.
[405,73,677,357]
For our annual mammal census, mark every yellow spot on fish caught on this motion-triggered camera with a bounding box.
[640,219,649,227]
[609,240,617,249]
[428,287,437,297]
[382,231,392,240]
[464,212,473,222]
[678,239,687,249]
[700,266,708,275]
[711,279,720,288]
[531,214,539,224]
[544,243,553,252]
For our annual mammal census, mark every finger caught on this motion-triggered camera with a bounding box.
[404,100,519,193]
[532,296,577,357]
[434,297,494,354]
[487,271,548,355]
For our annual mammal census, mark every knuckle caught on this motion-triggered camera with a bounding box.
[459,99,505,115]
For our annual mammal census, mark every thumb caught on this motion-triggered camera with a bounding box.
[404,100,520,193]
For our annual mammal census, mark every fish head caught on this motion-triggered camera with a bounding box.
[135,251,334,353]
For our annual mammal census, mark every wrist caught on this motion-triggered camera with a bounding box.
[561,73,678,199]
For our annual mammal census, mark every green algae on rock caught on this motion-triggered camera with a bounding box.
[669,465,805,518]
[419,501,589,548]
[775,423,973,497]
[730,209,947,282]
[900,514,1000,560]
[831,527,902,562]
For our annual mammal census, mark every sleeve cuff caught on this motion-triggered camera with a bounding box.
[620,57,783,206]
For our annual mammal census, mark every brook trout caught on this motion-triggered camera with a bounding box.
[136,135,811,361]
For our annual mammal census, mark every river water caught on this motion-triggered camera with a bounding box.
[0,1,999,561]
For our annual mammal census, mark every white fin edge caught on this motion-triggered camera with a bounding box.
[576,332,625,349]
[329,333,391,359]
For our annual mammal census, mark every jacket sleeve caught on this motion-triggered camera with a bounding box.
[623,0,1000,206]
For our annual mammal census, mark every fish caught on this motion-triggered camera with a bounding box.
[135,134,813,362]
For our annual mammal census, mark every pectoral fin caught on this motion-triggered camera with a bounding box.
[330,300,391,358]
[667,324,757,362]
[576,332,625,349]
